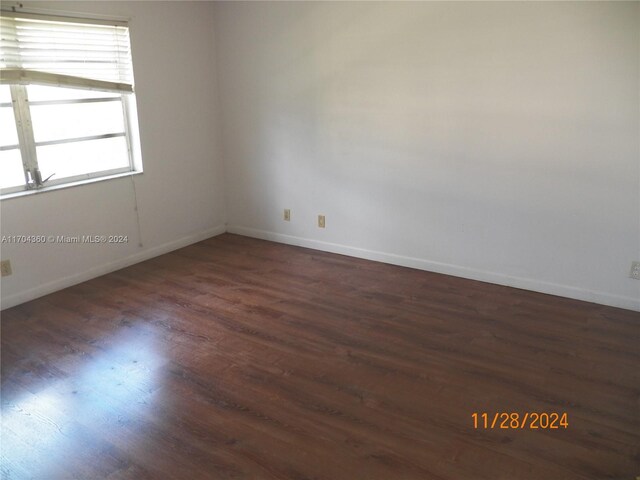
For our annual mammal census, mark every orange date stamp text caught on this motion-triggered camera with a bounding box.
[471,412,568,430]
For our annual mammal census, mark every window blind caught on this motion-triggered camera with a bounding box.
[0,11,134,93]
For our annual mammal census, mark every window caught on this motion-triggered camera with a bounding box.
[0,11,142,196]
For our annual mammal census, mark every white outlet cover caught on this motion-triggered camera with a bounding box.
[1,260,12,277]
[630,261,640,280]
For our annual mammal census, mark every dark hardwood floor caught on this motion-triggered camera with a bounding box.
[1,233,639,479]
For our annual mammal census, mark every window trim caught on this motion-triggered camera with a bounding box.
[0,9,129,27]
[1,84,137,196]
[0,169,143,200]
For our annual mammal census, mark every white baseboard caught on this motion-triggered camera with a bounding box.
[0,224,226,310]
[4,223,638,312]
[227,225,640,313]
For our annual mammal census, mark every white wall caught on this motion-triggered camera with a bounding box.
[214,1,640,311]
[2,2,638,312]
[0,1,226,309]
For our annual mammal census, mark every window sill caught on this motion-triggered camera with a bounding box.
[0,170,143,201]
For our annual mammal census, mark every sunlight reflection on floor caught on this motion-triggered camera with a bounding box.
[1,328,165,478]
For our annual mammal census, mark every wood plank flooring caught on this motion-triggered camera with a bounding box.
[1,233,639,479]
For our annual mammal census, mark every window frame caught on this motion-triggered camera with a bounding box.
[0,10,142,198]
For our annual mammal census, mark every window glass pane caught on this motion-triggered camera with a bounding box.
[37,136,129,181]
[31,100,126,143]
[27,85,119,102]
[0,149,25,189]
[0,107,19,147]
[0,85,12,104]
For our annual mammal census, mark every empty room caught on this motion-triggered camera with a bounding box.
[1,1,639,479]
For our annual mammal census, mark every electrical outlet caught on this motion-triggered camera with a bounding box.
[630,261,640,280]
[318,214,325,228]
[1,260,12,277]
[284,209,291,221]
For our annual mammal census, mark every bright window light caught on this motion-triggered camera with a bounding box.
[0,12,142,196]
